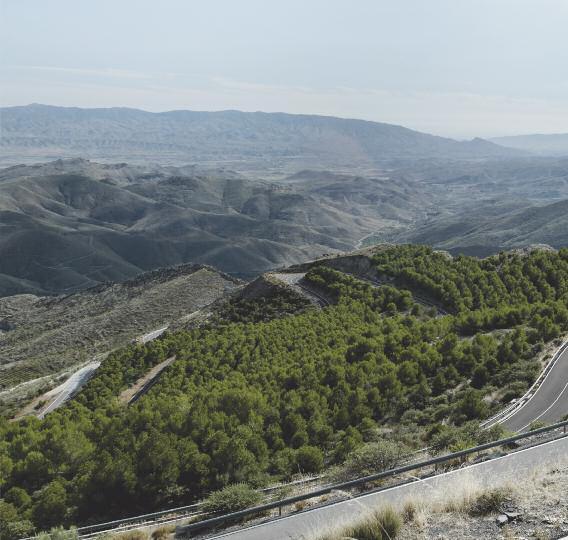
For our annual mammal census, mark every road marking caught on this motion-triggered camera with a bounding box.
[493,342,568,429]
[518,382,568,432]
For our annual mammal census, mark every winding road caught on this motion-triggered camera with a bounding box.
[269,273,330,307]
[500,343,568,432]
[38,361,100,418]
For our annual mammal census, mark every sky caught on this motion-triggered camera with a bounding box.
[1,0,567,139]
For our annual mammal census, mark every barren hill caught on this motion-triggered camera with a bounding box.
[0,159,435,295]
[0,263,240,414]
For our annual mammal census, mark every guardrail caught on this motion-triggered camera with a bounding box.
[481,339,568,429]
[176,419,568,538]
[76,503,203,535]
[18,475,325,540]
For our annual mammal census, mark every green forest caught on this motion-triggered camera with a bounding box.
[1,246,568,537]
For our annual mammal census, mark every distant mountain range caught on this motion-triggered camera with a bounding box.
[491,133,568,156]
[0,104,522,167]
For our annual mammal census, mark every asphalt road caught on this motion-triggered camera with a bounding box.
[501,345,568,432]
[270,273,329,307]
[139,326,168,344]
[206,436,568,540]
[38,361,100,418]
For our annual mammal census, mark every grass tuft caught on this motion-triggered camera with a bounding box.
[467,487,511,516]
[318,506,402,540]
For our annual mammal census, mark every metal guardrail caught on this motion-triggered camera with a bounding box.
[176,419,568,537]
[76,503,203,534]
[18,475,325,540]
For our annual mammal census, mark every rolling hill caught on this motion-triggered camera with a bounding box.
[0,159,435,295]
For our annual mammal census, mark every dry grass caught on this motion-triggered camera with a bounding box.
[112,531,149,540]
[150,525,175,539]
[316,506,402,540]
[310,456,568,540]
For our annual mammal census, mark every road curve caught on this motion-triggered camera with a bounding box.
[501,345,568,432]
[38,361,100,418]
[206,436,568,540]
[269,273,329,307]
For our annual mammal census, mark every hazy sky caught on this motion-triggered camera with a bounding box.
[1,0,567,138]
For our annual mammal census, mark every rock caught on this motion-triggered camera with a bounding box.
[504,511,522,522]
[496,515,509,527]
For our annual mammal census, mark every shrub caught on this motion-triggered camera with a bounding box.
[468,488,511,516]
[333,440,406,482]
[35,527,78,540]
[202,484,262,515]
[375,506,403,539]
[528,420,547,431]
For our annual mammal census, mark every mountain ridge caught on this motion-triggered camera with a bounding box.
[0,104,523,167]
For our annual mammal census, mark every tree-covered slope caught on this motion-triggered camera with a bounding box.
[1,246,567,534]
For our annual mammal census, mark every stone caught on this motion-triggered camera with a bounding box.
[496,515,509,527]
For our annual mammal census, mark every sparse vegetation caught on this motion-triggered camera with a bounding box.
[317,506,402,540]
[401,500,417,523]
[33,527,78,540]
[111,531,148,540]
[150,525,174,540]
[311,457,568,540]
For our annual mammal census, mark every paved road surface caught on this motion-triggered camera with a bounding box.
[38,361,100,418]
[205,436,568,540]
[139,326,168,344]
[128,356,176,404]
[502,345,568,432]
[270,273,329,307]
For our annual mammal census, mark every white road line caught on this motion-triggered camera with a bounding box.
[518,382,568,432]
[488,340,568,428]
